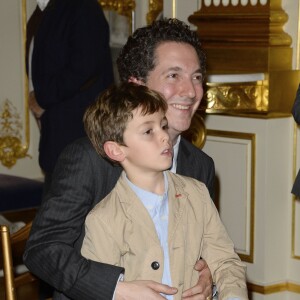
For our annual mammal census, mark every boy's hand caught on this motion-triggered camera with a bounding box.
[182,259,213,299]
[116,280,177,300]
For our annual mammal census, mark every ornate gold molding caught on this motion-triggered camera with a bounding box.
[99,0,135,17]
[0,100,28,168]
[188,0,292,73]
[247,281,300,294]
[188,0,300,115]
[0,0,29,168]
[147,0,163,25]
[99,0,135,33]
[205,81,268,113]
[182,112,207,149]
[202,70,300,114]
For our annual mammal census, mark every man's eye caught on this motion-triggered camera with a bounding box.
[193,74,203,82]
[167,73,178,79]
[162,124,169,130]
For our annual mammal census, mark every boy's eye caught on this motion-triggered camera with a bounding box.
[144,129,152,135]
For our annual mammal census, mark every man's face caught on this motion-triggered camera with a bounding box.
[146,42,203,144]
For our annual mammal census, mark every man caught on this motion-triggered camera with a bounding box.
[24,18,215,300]
[29,0,114,187]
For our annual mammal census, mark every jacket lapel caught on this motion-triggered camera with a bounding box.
[116,172,161,245]
[167,172,188,244]
[176,138,192,177]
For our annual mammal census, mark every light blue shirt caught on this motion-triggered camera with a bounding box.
[126,172,173,300]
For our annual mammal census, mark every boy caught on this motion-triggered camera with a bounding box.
[81,82,248,300]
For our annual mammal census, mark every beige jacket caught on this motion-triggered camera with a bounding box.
[81,171,248,300]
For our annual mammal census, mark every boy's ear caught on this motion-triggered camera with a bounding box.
[103,141,125,162]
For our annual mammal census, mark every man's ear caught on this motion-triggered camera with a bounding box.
[128,77,145,86]
[103,141,125,162]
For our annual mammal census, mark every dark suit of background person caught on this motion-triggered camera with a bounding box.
[292,85,300,197]
[24,136,215,300]
[31,0,114,184]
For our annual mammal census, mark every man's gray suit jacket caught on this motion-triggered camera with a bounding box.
[24,136,215,300]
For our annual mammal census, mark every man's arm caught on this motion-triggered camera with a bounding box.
[24,139,123,300]
[24,139,177,300]
[116,281,178,300]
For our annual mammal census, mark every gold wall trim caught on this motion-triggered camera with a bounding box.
[202,70,300,115]
[182,112,206,149]
[205,80,268,113]
[248,281,300,294]
[147,0,163,25]
[99,0,135,33]
[0,0,29,168]
[0,100,29,168]
[99,0,135,17]
[206,129,256,263]
[188,0,292,73]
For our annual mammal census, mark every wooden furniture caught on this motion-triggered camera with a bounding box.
[0,222,39,300]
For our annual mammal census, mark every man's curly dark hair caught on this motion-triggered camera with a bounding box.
[117,18,206,83]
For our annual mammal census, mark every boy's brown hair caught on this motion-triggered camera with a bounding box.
[83,82,168,160]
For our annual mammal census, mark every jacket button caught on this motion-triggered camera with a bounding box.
[151,261,160,270]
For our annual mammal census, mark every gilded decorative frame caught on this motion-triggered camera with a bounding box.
[0,0,29,168]
[99,0,136,34]
[147,0,163,25]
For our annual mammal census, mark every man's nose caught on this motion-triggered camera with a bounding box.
[179,79,196,99]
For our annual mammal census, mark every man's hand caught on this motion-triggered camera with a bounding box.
[182,259,213,300]
[29,91,45,119]
[28,91,44,130]
[115,280,178,300]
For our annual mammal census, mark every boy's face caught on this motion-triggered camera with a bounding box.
[121,108,173,174]
[146,42,204,144]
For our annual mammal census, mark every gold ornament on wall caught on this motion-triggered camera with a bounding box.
[182,112,207,149]
[0,99,28,168]
[99,0,136,33]
[204,81,269,113]
[147,0,163,25]
[0,0,30,168]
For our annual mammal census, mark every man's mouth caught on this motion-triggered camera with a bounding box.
[172,104,191,110]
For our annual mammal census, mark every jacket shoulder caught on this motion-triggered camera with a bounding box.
[180,137,213,163]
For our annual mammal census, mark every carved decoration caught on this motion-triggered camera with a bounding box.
[188,0,293,73]
[204,82,268,113]
[188,0,300,114]
[182,112,207,149]
[99,0,135,33]
[0,0,29,168]
[147,0,163,25]
[0,100,28,168]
